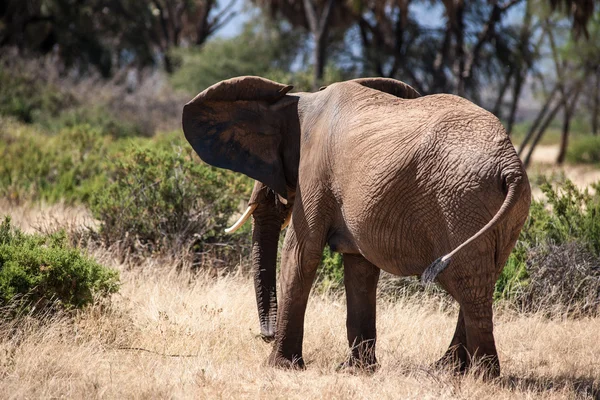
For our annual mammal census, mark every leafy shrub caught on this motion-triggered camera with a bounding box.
[171,22,304,93]
[535,178,600,254]
[316,247,344,290]
[566,135,600,164]
[0,217,119,314]
[496,178,600,315]
[90,137,253,260]
[0,65,75,123]
[39,105,143,138]
[0,121,112,203]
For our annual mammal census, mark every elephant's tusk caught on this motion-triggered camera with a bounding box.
[277,194,288,205]
[281,211,292,230]
[225,204,258,234]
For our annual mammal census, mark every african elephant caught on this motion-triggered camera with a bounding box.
[182,76,531,377]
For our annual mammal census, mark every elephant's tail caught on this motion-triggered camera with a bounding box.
[421,169,528,284]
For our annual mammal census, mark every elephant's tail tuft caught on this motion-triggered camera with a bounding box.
[421,256,451,285]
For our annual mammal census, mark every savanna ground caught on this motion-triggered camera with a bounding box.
[1,194,599,400]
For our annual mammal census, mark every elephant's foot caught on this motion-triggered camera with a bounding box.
[267,350,305,370]
[434,347,500,380]
[337,355,379,374]
[470,354,500,380]
[434,345,468,374]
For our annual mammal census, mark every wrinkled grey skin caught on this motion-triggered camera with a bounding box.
[182,76,531,377]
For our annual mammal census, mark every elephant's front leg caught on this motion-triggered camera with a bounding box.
[268,227,322,369]
[339,254,380,371]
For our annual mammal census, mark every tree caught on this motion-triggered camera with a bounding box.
[0,0,235,76]
[253,0,354,88]
[518,9,600,166]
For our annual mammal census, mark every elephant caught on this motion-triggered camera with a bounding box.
[181,75,531,377]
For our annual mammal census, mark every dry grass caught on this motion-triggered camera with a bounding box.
[1,204,600,399]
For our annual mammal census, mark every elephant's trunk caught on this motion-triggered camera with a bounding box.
[251,206,284,342]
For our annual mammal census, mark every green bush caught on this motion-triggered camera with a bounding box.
[0,65,75,123]
[0,217,119,314]
[39,105,143,138]
[90,137,252,258]
[566,135,600,164]
[496,178,600,315]
[0,121,112,203]
[171,22,303,93]
[316,247,344,290]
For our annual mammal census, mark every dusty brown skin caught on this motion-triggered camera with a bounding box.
[182,76,531,377]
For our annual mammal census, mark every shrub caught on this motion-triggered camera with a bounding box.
[90,137,253,261]
[316,247,344,290]
[0,121,112,203]
[0,217,119,314]
[496,178,600,315]
[39,105,143,138]
[171,22,304,94]
[566,135,600,164]
[518,242,600,316]
[0,65,75,123]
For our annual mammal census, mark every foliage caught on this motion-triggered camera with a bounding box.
[0,121,113,203]
[0,65,75,123]
[566,135,600,164]
[0,217,119,314]
[0,0,233,76]
[39,105,143,139]
[315,247,344,290]
[171,21,306,93]
[266,65,349,93]
[0,60,157,137]
[496,178,600,315]
[90,136,253,258]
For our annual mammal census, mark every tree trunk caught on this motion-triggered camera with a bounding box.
[506,69,525,135]
[556,87,582,164]
[593,68,600,135]
[303,0,335,90]
[163,52,174,74]
[523,86,575,167]
[517,84,558,156]
[454,0,466,96]
[492,66,514,118]
[313,30,327,89]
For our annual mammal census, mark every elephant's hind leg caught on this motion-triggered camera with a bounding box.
[339,254,380,372]
[435,307,468,373]
[439,255,500,379]
[462,297,499,378]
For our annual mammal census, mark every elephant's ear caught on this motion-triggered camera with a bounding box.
[182,76,294,198]
[350,77,421,99]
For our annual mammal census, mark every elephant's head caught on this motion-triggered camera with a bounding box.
[182,75,419,341]
[182,76,299,341]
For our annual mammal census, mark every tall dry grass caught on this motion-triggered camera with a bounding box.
[1,203,599,399]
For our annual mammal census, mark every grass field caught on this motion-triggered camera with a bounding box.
[1,203,599,399]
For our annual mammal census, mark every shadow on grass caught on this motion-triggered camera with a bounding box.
[501,374,600,399]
